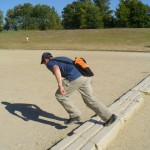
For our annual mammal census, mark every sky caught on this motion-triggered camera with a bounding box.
[0,0,150,17]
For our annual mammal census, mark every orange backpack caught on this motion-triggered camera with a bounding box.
[73,57,94,77]
[52,57,94,77]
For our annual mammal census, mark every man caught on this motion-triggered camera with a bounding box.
[41,52,117,126]
[26,36,29,43]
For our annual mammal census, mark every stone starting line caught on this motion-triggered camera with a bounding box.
[50,75,150,150]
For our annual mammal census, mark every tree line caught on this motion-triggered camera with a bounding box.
[0,0,150,31]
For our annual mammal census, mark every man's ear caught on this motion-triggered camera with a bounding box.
[44,58,49,64]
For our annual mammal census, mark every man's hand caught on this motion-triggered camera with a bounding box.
[59,85,66,95]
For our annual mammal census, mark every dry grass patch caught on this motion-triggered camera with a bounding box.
[0,28,150,52]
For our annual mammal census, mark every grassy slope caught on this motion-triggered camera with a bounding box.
[0,28,150,52]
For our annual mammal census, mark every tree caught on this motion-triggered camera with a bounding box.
[62,1,103,29]
[93,0,113,27]
[0,10,3,31]
[4,9,16,30]
[20,3,33,30]
[115,0,150,28]
[12,3,34,30]
[32,5,62,30]
[4,3,34,30]
[4,3,62,30]
[78,0,91,2]
[48,7,62,29]
[129,0,150,27]
[115,0,130,27]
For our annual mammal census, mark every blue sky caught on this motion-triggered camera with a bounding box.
[0,0,150,17]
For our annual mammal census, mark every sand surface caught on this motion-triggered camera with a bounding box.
[0,50,150,150]
[106,94,150,150]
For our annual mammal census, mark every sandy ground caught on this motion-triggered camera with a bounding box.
[106,94,150,150]
[0,50,150,150]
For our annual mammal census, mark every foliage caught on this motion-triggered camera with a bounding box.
[93,0,113,28]
[115,0,150,28]
[1,1,150,30]
[62,1,103,29]
[0,10,3,31]
[4,3,62,30]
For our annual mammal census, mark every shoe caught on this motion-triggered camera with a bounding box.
[104,114,117,127]
[65,116,81,125]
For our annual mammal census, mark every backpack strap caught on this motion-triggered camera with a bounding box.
[50,58,74,65]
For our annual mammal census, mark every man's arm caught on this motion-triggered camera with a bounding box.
[53,65,66,95]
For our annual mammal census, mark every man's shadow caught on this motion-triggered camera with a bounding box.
[1,101,67,129]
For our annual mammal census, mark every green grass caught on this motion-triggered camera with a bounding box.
[0,28,150,52]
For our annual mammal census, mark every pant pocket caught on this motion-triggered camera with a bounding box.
[62,79,70,87]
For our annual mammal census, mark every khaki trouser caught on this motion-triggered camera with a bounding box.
[55,76,112,122]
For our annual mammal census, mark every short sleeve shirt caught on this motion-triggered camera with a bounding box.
[46,57,82,81]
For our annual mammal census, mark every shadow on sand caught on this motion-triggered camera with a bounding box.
[1,101,67,129]
[145,46,150,48]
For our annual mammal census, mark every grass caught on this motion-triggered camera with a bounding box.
[0,28,150,52]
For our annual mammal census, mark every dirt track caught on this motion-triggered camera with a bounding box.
[0,50,150,150]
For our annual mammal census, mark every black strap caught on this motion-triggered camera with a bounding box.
[50,59,74,65]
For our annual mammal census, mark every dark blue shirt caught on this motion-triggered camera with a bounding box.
[46,57,82,81]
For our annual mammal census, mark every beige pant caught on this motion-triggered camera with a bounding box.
[55,76,112,122]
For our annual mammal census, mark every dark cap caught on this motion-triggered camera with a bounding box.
[41,52,52,64]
